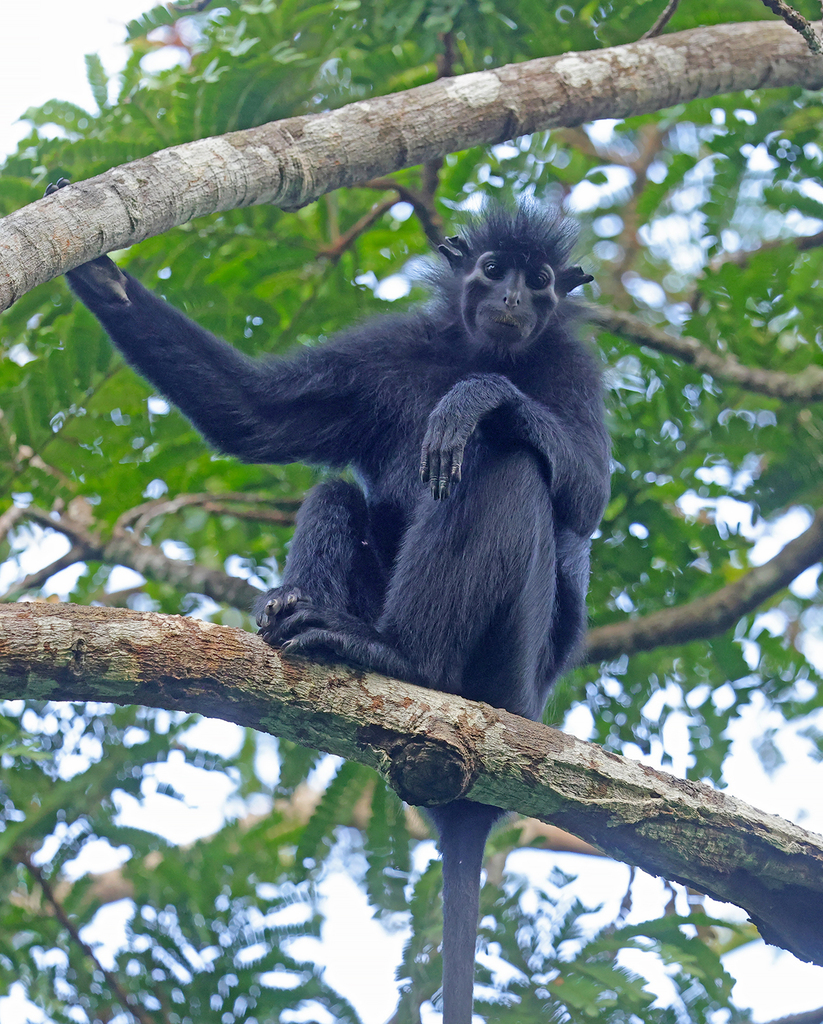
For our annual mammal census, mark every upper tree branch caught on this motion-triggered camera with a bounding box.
[3,19,823,312]
[593,305,823,402]
[1,601,822,966]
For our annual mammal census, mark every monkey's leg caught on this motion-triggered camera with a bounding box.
[280,446,557,703]
[379,443,558,718]
[255,480,385,643]
[278,447,559,706]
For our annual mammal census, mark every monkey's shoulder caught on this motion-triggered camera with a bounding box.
[322,309,470,368]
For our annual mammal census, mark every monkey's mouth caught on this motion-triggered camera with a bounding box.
[491,314,526,329]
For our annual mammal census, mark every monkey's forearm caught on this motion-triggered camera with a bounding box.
[67,268,279,458]
[436,374,608,532]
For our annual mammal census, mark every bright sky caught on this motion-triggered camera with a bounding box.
[2,4,823,1022]
[0,1,161,157]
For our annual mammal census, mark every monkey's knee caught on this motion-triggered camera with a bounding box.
[296,479,368,531]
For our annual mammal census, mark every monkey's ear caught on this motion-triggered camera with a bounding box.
[438,234,472,270]
[438,243,463,269]
[445,235,471,257]
[556,265,594,296]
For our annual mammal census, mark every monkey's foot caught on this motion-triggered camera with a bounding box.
[254,586,311,644]
[273,604,364,643]
[281,623,422,683]
[281,627,357,658]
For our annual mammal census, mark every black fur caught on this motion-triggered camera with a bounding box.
[48,181,609,1023]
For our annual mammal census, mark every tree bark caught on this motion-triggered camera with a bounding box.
[2,19,823,312]
[2,601,822,966]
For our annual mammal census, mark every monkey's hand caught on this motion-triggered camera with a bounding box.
[420,404,474,500]
[44,179,131,304]
[421,375,520,499]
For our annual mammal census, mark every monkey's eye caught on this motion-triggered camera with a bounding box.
[483,260,503,279]
[526,270,551,290]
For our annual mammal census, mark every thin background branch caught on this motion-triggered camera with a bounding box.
[592,305,823,402]
[21,853,159,1024]
[641,0,680,39]
[759,0,822,53]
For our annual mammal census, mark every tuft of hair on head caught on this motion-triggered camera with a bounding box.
[457,200,578,268]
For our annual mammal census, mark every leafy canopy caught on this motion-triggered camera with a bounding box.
[2,0,823,1020]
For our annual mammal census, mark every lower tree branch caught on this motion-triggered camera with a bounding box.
[7,490,821,682]
[2,601,822,966]
[21,852,159,1024]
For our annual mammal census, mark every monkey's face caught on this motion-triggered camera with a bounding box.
[461,251,559,356]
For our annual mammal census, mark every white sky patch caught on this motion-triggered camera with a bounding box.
[0,1,158,156]
[567,164,634,212]
[375,273,410,301]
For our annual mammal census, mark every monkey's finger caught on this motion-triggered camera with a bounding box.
[283,628,345,656]
[276,607,326,639]
[428,451,442,498]
[44,177,71,197]
[451,446,464,483]
[436,454,451,499]
[256,595,282,626]
[419,446,431,483]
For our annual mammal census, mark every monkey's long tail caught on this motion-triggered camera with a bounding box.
[429,800,504,1024]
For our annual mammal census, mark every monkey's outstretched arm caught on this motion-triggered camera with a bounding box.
[46,187,369,468]
[69,265,372,466]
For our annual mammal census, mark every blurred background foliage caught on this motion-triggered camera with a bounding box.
[2,0,823,1020]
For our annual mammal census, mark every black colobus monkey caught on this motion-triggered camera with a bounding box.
[45,179,610,1023]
